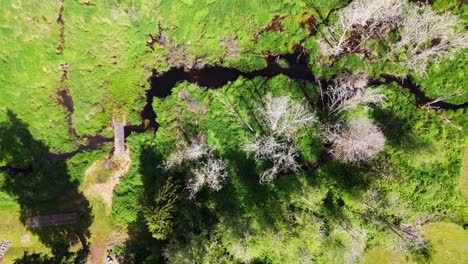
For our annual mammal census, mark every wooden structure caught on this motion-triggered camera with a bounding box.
[27,212,79,228]
[113,117,126,156]
[0,240,11,261]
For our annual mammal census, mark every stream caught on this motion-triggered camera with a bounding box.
[138,51,467,131]
[6,50,466,169]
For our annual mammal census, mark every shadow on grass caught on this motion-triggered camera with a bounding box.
[114,146,172,263]
[0,110,92,262]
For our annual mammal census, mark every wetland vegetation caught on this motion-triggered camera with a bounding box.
[0,0,467,263]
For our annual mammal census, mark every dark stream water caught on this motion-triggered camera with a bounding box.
[149,52,314,98]
[374,75,468,109]
[135,50,314,132]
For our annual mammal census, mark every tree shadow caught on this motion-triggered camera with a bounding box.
[0,110,92,262]
[372,107,420,149]
[209,149,304,239]
[115,146,176,263]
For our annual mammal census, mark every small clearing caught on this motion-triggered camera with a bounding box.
[83,151,131,214]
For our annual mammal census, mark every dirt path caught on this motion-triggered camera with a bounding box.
[83,151,130,264]
[84,151,131,214]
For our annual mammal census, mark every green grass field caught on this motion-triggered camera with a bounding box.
[363,248,411,264]
[423,222,468,264]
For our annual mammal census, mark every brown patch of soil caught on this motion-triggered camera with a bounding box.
[56,0,65,53]
[299,12,317,36]
[257,15,284,37]
[84,151,131,214]
[89,239,106,264]
[57,87,78,139]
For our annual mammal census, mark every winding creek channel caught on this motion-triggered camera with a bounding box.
[2,50,467,173]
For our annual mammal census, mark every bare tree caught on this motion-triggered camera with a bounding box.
[325,118,385,163]
[244,94,316,182]
[245,136,300,182]
[165,139,228,199]
[189,157,228,196]
[260,94,317,139]
[185,143,207,161]
[321,0,404,56]
[325,72,385,115]
[395,222,429,254]
[394,4,467,75]
[217,93,314,182]
[187,154,228,199]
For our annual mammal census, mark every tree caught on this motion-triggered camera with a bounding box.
[259,94,317,140]
[245,136,300,183]
[324,118,385,163]
[165,139,228,199]
[187,154,228,199]
[324,72,385,115]
[244,94,316,182]
[320,0,404,56]
[393,4,467,75]
[143,177,180,240]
